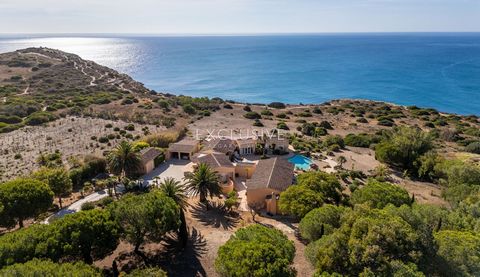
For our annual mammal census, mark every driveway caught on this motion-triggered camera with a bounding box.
[43,160,193,223]
[43,189,111,223]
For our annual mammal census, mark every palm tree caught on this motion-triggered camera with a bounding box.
[184,163,221,209]
[107,141,142,178]
[159,177,189,247]
[107,141,142,196]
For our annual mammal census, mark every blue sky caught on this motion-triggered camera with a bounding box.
[1,0,479,34]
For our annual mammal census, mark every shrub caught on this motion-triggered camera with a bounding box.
[253,119,264,127]
[223,104,233,109]
[0,259,102,276]
[277,122,289,130]
[183,104,196,114]
[243,105,252,112]
[323,135,345,149]
[98,137,109,143]
[465,141,480,154]
[0,115,22,124]
[81,202,95,211]
[268,102,286,109]
[24,112,57,126]
[356,117,368,123]
[261,110,273,116]
[215,225,295,277]
[124,124,135,131]
[319,121,333,130]
[244,112,261,120]
[378,118,394,126]
[344,133,372,148]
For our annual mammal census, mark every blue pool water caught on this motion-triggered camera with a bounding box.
[288,155,313,171]
[1,33,480,115]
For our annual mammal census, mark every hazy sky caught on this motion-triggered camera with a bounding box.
[1,0,479,34]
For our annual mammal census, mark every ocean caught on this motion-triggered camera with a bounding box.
[0,33,479,115]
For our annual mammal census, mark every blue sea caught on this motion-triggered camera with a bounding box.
[1,33,479,115]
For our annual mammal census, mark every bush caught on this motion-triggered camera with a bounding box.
[268,102,286,109]
[350,179,411,208]
[223,104,233,109]
[261,110,273,116]
[243,105,252,112]
[319,121,333,130]
[323,135,345,149]
[244,112,261,120]
[0,115,22,124]
[183,104,196,114]
[124,124,135,131]
[277,122,289,130]
[465,141,480,154]
[0,259,102,276]
[253,119,264,127]
[24,112,57,126]
[356,117,368,123]
[215,225,295,277]
[81,202,95,211]
[98,137,109,143]
[344,133,372,148]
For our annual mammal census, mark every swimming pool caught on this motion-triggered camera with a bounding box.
[288,155,313,171]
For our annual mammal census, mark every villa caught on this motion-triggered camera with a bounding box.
[245,157,295,215]
[164,135,295,214]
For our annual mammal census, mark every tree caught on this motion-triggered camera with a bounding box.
[215,225,296,277]
[299,205,346,242]
[184,163,221,208]
[0,259,102,276]
[375,127,432,172]
[32,167,73,209]
[53,209,119,264]
[107,140,142,179]
[279,185,324,218]
[0,209,119,267]
[296,171,343,205]
[159,177,189,247]
[309,207,420,276]
[0,178,53,228]
[351,179,411,209]
[434,230,480,276]
[109,191,180,253]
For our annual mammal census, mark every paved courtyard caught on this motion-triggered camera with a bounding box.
[142,159,194,187]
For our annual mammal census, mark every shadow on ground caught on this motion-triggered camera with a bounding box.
[152,227,208,277]
[189,201,240,230]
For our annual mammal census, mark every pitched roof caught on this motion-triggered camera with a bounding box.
[246,157,294,191]
[236,138,257,146]
[205,138,238,154]
[139,147,162,163]
[195,153,234,168]
[168,139,199,153]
